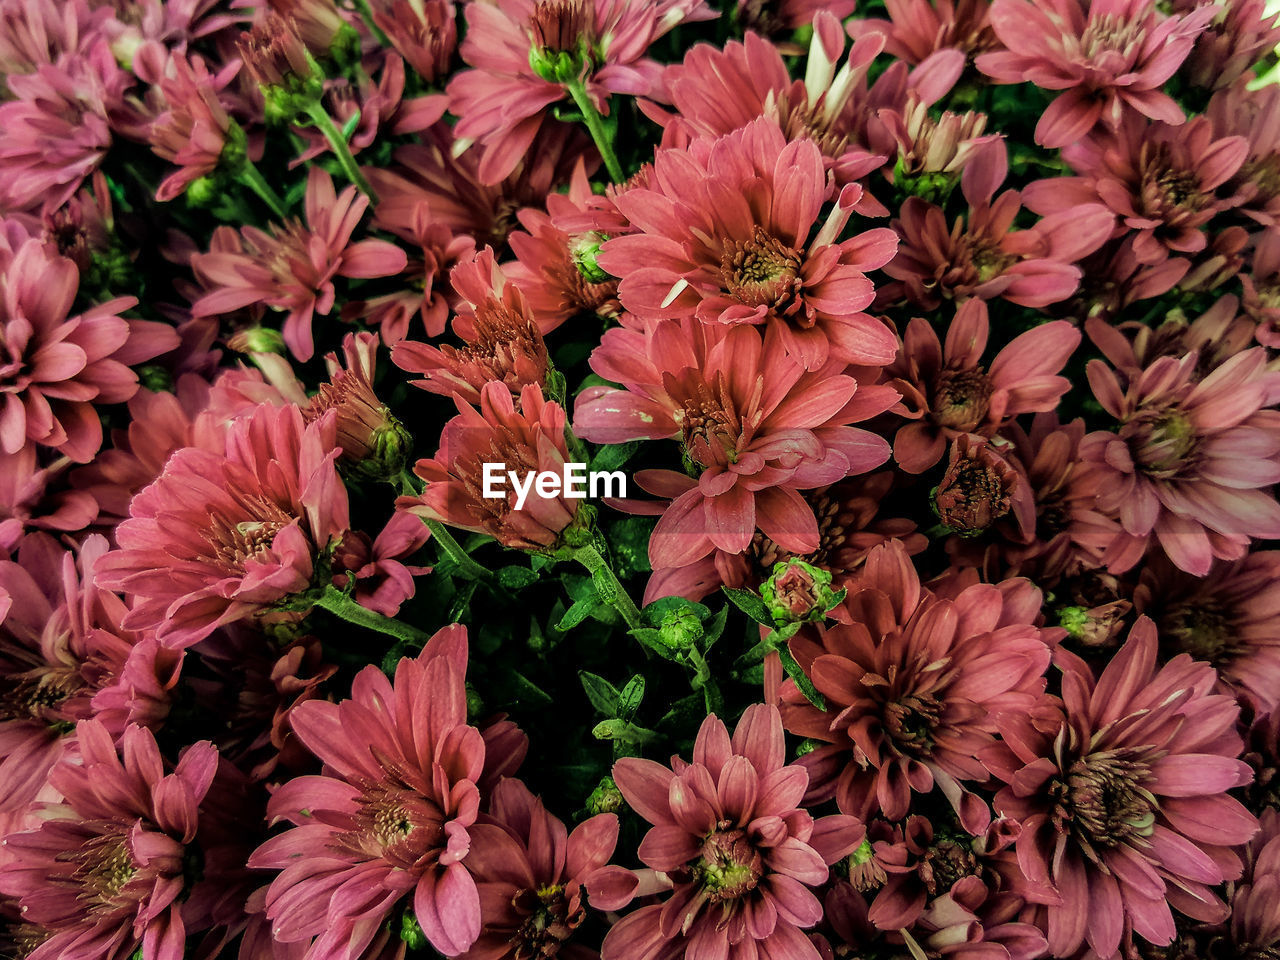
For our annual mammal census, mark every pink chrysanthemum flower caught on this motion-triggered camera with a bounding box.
[881,144,1114,309]
[0,0,107,75]
[1079,326,1280,575]
[447,0,716,184]
[975,0,1218,148]
[364,0,456,85]
[662,16,962,201]
[1244,227,1280,347]
[392,249,550,404]
[0,720,250,960]
[1023,115,1248,267]
[0,532,177,812]
[1179,0,1280,90]
[598,118,901,369]
[782,541,1055,834]
[847,0,998,64]
[575,318,897,569]
[249,627,493,959]
[1229,806,1280,957]
[0,40,127,215]
[400,382,582,551]
[0,232,176,463]
[1132,551,1280,714]
[1,445,99,549]
[981,618,1258,958]
[95,402,351,648]
[191,167,408,361]
[605,704,865,960]
[462,777,637,960]
[887,299,1080,473]
[147,51,246,203]
[736,0,856,41]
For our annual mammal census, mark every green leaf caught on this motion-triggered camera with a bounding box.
[589,441,639,474]
[778,646,825,710]
[643,595,710,626]
[497,566,538,589]
[629,627,678,661]
[618,675,645,720]
[579,671,622,716]
[701,605,730,651]
[722,586,773,625]
[557,597,600,631]
[507,670,554,707]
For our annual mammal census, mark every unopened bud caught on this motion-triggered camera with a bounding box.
[761,559,836,624]
[586,776,624,815]
[570,232,610,283]
[658,607,702,653]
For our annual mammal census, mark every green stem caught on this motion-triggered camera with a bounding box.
[303,102,379,202]
[315,585,431,644]
[349,0,392,47]
[235,159,288,219]
[425,519,496,583]
[563,81,625,183]
[572,543,644,631]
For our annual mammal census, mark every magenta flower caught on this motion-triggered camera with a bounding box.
[191,167,408,361]
[975,0,1218,147]
[782,541,1055,834]
[982,618,1258,957]
[575,318,897,569]
[0,720,246,960]
[605,704,864,960]
[1023,115,1249,266]
[462,777,637,959]
[888,299,1080,473]
[447,0,716,184]
[147,51,246,203]
[882,143,1114,309]
[249,627,491,958]
[0,233,175,463]
[400,382,582,551]
[598,118,901,369]
[1080,324,1280,575]
[0,445,99,548]
[1230,806,1280,957]
[95,402,351,648]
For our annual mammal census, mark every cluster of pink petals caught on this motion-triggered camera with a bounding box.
[447,0,716,184]
[0,231,176,463]
[191,167,408,361]
[782,541,1056,834]
[982,618,1258,957]
[575,318,897,570]
[606,704,864,960]
[96,402,350,647]
[976,0,1218,148]
[888,298,1080,473]
[1080,320,1280,575]
[598,118,900,369]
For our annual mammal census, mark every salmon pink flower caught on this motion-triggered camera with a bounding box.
[782,541,1055,834]
[94,402,351,648]
[881,143,1114,309]
[0,233,175,463]
[887,299,1080,472]
[605,704,864,960]
[392,249,550,405]
[599,118,900,369]
[931,434,1030,537]
[982,618,1258,958]
[249,627,492,958]
[446,0,716,184]
[0,445,99,549]
[575,318,897,569]
[1080,325,1280,575]
[975,0,1218,148]
[1207,79,1280,228]
[400,382,581,551]
[191,167,408,361]
[0,720,252,960]
[1244,227,1280,346]
[847,0,998,64]
[1023,115,1249,266]
[462,778,637,960]
[364,0,456,84]
[1229,806,1280,958]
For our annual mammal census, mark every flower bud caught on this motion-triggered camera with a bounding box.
[237,14,324,122]
[586,776,624,815]
[931,435,1019,536]
[761,558,837,624]
[570,232,610,283]
[227,326,287,355]
[399,912,427,951]
[1059,600,1132,649]
[658,607,703,653]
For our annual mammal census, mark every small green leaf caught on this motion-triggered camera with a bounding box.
[557,597,600,631]
[589,441,639,474]
[592,718,657,744]
[497,566,538,589]
[618,675,645,720]
[507,670,553,707]
[579,671,622,716]
[722,586,773,625]
[778,646,825,710]
[701,605,730,650]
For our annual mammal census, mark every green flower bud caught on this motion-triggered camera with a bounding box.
[399,911,428,951]
[185,175,219,206]
[465,683,485,720]
[658,607,703,653]
[761,559,836,625]
[227,326,287,355]
[586,776,624,815]
[570,232,610,283]
[138,365,173,393]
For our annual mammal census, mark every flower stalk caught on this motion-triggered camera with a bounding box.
[315,584,432,644]
[570,542,643,631]
[563,79,624,183]
[302,101,379,202]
